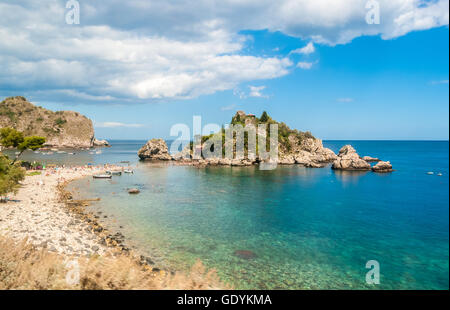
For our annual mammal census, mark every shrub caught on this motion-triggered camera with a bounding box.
[54,118,67,126]
[0,155,25,200]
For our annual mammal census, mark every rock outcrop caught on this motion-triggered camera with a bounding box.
[362,156,380,162]
[0,96,108,148]
[139,112,392,172]
[138,138,173,161]
[372,161,393,173]
[93,139,110,147]
[332,145,371,171]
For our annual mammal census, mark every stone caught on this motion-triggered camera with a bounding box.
[128,188,141,194]
[234,250,257,260]
[362,156,380,162]
[372,161,393,173]
[332,145,371,171]
[93,138,110,147]
[138,139,173,161]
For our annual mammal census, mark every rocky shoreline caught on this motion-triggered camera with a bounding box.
[137,111,393,172]
[138,138,393,173]
[0,166,112,256]
[0,165,160,272]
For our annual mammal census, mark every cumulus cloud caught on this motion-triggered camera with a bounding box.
[248,86,269,98]
[297,61,316,70]
[291,42,315,55]
[0,0,448,104]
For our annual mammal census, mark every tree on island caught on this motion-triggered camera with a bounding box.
[260,111,269,123]
[0,127,46,163]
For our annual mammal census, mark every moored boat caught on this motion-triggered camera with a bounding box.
[93,174,112,179]
[106,170,122,176]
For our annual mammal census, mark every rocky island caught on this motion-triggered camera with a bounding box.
[138,111,393,172]
[0,96,109,149]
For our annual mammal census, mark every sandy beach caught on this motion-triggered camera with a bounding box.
[0,165,122,257]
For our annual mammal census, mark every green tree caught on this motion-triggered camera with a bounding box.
[0,155,25,201]
[260,111,269,123]
[0,127,46,163]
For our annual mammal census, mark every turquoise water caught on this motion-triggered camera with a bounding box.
[65,141,447,289]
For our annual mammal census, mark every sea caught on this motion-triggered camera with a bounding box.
[8,140,449,289]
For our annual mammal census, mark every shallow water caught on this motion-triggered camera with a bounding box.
[63,141,448,289]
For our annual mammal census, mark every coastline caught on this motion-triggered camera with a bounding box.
[0,164,228,289]
[0,165,121,257]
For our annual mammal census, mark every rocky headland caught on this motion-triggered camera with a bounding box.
[138,111,393,172]
[0,96,109,149]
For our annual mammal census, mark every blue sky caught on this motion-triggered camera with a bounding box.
[0,1,448,140]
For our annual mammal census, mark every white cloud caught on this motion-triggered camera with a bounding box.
[248,86,269,98]
[291,42,315,55]
[297,61,315,70]
[431,80,449,85]
[95,122,146,128]
[221,104,237,111]
[0,0,448,104]
[337,97,354,102]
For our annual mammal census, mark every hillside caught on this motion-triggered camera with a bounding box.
[0,96,105,148]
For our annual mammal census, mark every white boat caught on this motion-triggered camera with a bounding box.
[106,170,122,176]
[427,172,434,175]
[93,174,112,179]
[95,151,102,154]
[124,169,134,174]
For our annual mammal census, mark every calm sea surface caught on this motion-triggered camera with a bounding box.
[16,140,449,289]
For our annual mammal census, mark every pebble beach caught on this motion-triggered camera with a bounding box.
[0,165,122,257]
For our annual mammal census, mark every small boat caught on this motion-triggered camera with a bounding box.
[106,171,122,176]
[95,151,102,154]
[437,173,443,176]
[47,152,54,155]
[89,152,94,155]
[427,172,434,175]
[120,161,130,163]
[57,151,66,154]
[68,152,75,155]
[124,169,134,174]
[93,174,112,179]
[34,151,40,154]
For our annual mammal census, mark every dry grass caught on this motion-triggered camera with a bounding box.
[0,236,229,290]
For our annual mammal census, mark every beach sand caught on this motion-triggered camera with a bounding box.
[0,165,122,257]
